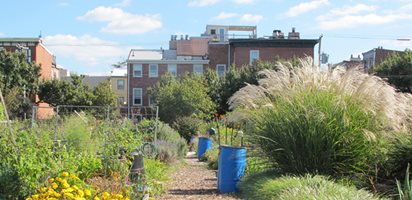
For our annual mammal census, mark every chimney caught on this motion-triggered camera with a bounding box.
[185,35,189,40]
[288,27,300,39]
[180,35,184,40]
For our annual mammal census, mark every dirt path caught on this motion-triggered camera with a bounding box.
[156,152,239,200]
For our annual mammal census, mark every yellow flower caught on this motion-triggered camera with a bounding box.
[40,187,47,193]
[25,198,33,200]
[77,189,84,197]
[64,192,74,198]
[31,194,39,199]
[72,185,79,190]
[84,189,92,196]
[93,197,100,200]
[62,171,69,177]
[63,183,70,189]
[51,183,58,189]
[55,177,62,182]
[49,178,55,183]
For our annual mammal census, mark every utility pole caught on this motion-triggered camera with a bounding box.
[318,34,323,69]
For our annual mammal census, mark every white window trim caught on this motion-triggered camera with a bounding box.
[168,64,177,76]
[148,96,155,106]
[133,64,142,78]
[193,64,203,74]
[250,50,259,65]
[133,88,143,106]
[216,64,226,77]
[149,64,158,78]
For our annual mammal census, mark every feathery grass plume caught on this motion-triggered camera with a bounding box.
[229,57,412,133]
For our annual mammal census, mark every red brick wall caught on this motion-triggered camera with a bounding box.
[232,47,314,67]
[35,44,54,80]
[208,43,229,70]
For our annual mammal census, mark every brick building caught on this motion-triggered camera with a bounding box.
[334,54,364,71]
[0,37,56,119]
[126,25,319,111]
[362,47,404,73]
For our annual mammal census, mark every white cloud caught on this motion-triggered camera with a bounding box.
[117,0,131,7]
[188,0,219,7]
[43,34,138,66]
[78,6,162,34]
[233,0,256,5]
[317,4,377,21]
[286,0,329,17]
[317,3,412,30]
[215,12,239,20]
[240,14,263,23]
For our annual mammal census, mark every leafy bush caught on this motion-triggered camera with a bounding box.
[173,116,206,142]
[204,147,219,170]
[385,136,412,181]
[144,158,169,195]
[239,171,386,200]
[0,103,4,120]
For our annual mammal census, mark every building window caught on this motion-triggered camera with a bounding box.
[117,97,125,106]
[149,64,158,77]
[250,50,259,65]
[193,64,203,74]
[216,64,226,77]
[211,29,216,35]
[148,96,155,106]
[133,88,142,105]
[168,64,177,76]
[117,79,125,90]
[133,64,142,77]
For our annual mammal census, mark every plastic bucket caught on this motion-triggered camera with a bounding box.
[218,145,246,193]
[197,137,212,159]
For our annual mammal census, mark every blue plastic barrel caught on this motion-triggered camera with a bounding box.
[218,145,246,193]
[197,137,212,159]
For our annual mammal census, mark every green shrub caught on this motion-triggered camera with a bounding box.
[0,103,4,120]
[252,90,378,176]
[386,135,412,180]
[173,116,207,142]
[239,171,386,200]
[144,158,169,195]
[204,147,219,170]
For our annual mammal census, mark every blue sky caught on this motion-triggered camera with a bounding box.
[1,0,411,75]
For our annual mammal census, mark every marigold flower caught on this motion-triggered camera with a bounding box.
[63,183,70,189]
[62,171,69,177]
[70,174,80,181]
[40,187,47,193]
[49,178,55,183]
[51,183,58,189]
[84,189,92,196]
[93,197,100,200]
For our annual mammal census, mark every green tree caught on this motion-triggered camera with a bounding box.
[92,80,116,107]
[150,73,215,124]
[38,75,94,106]
[0,49,41,118]
[374,50,412,93]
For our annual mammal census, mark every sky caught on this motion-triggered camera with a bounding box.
[1,0,411,75]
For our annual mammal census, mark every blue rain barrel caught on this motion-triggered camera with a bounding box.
[218,145,246,193]
[197,137,212,159]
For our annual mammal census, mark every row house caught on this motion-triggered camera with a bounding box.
[362,47,404,73]
[110,67,128,107]
[126,25,319,110]
[0,37,56,119]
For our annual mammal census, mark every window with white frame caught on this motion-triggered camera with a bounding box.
[117,79,125,90]
[216,64,226,77]
[250,50,259,65]
[168,64,177,76]
[133,64,142,77]
[149,64,158,77]
[133,88,142,105]
[193,64,203,74]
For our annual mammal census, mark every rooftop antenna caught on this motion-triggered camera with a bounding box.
[38,31,42,39]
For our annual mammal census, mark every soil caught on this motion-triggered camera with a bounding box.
[155,152,239,200]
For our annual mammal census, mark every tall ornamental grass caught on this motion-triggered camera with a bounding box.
[228,58,412,176]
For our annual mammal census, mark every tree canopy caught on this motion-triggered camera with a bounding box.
[150,73,215,124]
[374,50,412,93]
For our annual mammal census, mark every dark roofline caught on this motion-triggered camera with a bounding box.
[229,38,319,48]
[0,38,40,43]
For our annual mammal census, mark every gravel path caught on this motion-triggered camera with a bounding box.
[156,152,239,200]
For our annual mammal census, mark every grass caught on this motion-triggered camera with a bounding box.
[238,170,387,200]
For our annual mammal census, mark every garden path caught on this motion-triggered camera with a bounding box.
[156,152,238,200]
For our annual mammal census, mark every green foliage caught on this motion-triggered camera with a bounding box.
[173,116,207,142]
[204,147,219,170]
[374,50,412,93]
[239,171,386,200]
[144,158,169,195]
[252,90,378,176]
[150,73,215,124]
[38,75,95,106]
[93,80,117,107]
[386,136,412,180]
[0,102,4,120]
[397,164,412,200]
[0,49,41,118]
